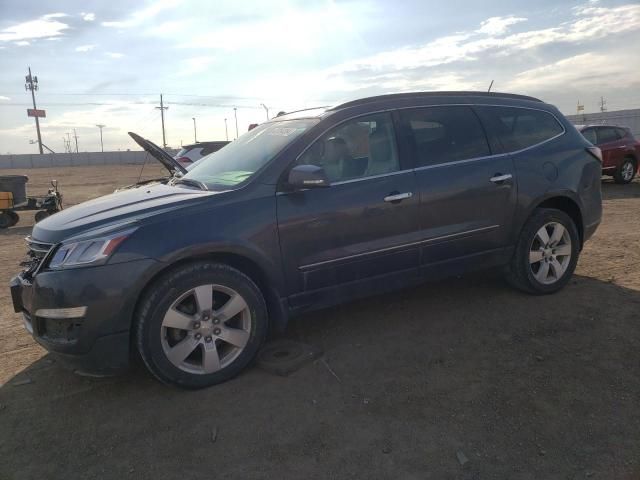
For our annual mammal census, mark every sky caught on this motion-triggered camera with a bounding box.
[0,0,639,154]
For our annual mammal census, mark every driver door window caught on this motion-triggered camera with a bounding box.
[298,113,400,183]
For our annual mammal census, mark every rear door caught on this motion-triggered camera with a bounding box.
[276,112,421,307]
[398,106,517,268]
[596,126,624,170]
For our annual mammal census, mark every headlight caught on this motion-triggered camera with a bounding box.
[48,228,136,269]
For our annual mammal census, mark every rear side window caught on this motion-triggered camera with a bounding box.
[596,127,620,144]
[400,106,490,167]
[476,106,564,153]
[581,128,597,144]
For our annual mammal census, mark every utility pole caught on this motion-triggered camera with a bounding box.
[260,103,270,120]
[233,107,239,139]
[192,117,197,143]
[599,96,607,113]
[66,132,72,153]
[155,94,168,148]
[487,80,494,93]
[96,124,105,152]
[224,118,228,141]
[73,129,79,152]
[25,67,43,154]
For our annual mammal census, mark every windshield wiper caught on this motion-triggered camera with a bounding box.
[171,178,209,191]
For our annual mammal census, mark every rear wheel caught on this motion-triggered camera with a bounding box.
[6,211,19,227]
[136,262,268,389]
[505,208,579,295]
[614,157,636,184]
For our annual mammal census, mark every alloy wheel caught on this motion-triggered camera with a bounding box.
[161,284,251,374]
[529,222,572,285]
[622,161,635,182]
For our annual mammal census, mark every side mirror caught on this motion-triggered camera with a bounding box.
[288,165,330,189]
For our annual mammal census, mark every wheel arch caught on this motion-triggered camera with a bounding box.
[528,194,584,248]
[131,251,289,347]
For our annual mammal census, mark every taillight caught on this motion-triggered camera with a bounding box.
[586,146,602,163]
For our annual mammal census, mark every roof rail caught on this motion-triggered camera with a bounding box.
[330,91,543,111]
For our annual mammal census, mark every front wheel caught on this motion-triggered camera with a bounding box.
[505,208,580,295]
[34,210,49,223]
[614,158,636,184]
[135,262,268,389]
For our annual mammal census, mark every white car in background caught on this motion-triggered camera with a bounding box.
[174,141,230,169]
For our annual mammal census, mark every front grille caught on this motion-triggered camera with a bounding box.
[21,236,54,275]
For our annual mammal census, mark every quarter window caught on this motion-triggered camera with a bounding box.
[616,128,628,140]
[297,113,399,183]
[476,106,564,153]
[400,106,490,167]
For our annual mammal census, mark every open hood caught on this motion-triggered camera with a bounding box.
[128,132,188,176]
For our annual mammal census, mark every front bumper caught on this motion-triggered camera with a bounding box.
[10,258,160,375]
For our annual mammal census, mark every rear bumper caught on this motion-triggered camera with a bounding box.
[10,258,160,375]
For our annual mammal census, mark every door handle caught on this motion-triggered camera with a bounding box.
[490,173,513,184]
[384,192,413,203]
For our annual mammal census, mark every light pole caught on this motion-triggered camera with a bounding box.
[192,117,197,143]
[260,103,269,120]
[233,107,239,139]
[224,118,228,141]
[96,124,105,152]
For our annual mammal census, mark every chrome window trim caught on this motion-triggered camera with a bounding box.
[329,168,413,186]
[284,103,566,187]
[299,225,499,271]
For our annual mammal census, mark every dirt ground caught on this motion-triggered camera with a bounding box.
[1,165,640,480]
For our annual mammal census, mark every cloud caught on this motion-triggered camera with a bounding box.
[0,13,69,42]
[75,44,96,52]
[0,96,10,101]
[506,52,638,92]
[177,56,217,76]
[477,16,527,35]
[101,0,181,28]
[82,12,96,22]
[106,52,124,58]
[14,41,30,46]
[323,4,640,78]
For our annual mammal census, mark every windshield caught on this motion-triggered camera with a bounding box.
[183,119,318,189]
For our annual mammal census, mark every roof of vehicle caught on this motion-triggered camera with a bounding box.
[330,91,543,111]
[575,124,628,130]
[180,141,230,149]
[273,91,545,121]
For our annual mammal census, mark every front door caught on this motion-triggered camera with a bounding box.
[276,112,421,308]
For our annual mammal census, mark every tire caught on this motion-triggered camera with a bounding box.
[613,157,636,184]
[34,210,50,223]
[505,208,580,295]
[135,262,268,389]
[7,211,19,227]
[0,212,11,229]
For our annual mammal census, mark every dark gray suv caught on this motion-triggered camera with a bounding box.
[10,92,602,388]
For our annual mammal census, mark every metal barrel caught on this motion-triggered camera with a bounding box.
[0,175,29,205]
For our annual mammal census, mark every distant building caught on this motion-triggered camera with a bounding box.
[565,108,640,136]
